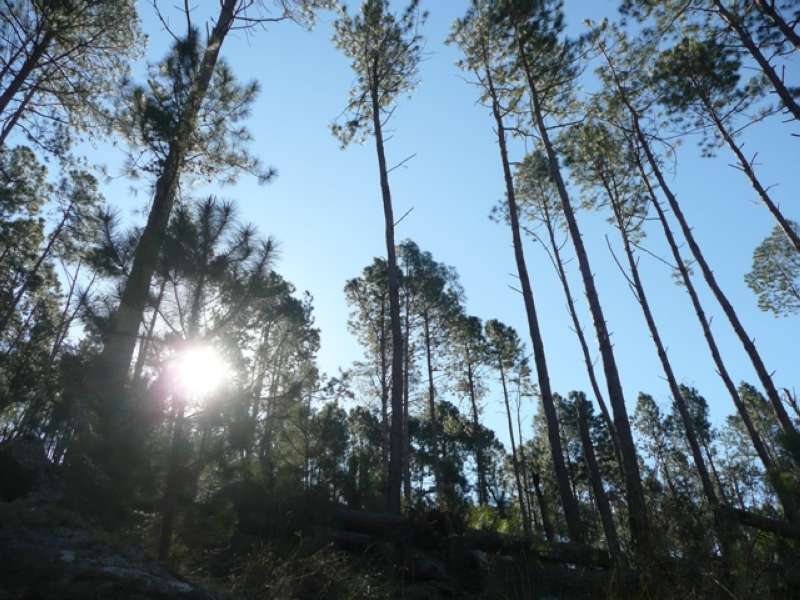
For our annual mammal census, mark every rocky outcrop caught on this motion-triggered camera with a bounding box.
[0,436,53,501]
[0,436,228,600]
[0,526,222,600]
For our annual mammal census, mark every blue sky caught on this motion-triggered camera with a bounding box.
[93,0,797,445]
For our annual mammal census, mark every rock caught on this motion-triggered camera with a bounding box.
[0,526,227,600]
[0,436,51,501]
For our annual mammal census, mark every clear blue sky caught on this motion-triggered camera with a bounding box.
[96,0,798,445]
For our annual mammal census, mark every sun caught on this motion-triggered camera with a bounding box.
[172,345,230,400]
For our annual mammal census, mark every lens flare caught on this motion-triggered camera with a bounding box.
[172,345,229,399]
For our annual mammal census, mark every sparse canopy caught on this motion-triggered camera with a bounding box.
[331,0,426,146]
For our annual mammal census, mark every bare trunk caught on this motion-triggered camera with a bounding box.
[539,202,624,476]
[482,55,584,543]
[606,181,719,510]
[422,310,444,504]
[402,279,412,506]
[370,86,404,515]
[517,39,645,549]
[466,349,487,506]
[754,0,800,50]
[132,278,167,385]
[515,395,533,531]
[621,99,800,523]
[500,363,531,537]
[704,97,800,253]
[378,296,390,494]
[532,469,555,542]
[576,397,622,564]
[712,0,800,120]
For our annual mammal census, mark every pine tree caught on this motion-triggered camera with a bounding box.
[332,1,425,512]
[745,222,800,316]
[451,1,584,543]
[493,0,648,551]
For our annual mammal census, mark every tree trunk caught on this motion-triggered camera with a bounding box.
[158,400,185,561]
[0,30,53,127]
[621,100,800,523]
[100,0,238,387]
[402,275,412,507]
[0,202,73,335]
[576,397,622,564]
[701,100,800,449]
[49,260,82,364]
[712,0,800,120]
[703,96,799,253]
[482,54,584,543]
[516,395,534,532]
[370,84,404,516]
[754,0,800,50]
[422,310,444,504]
[499,362,531,537]
[532,469,555,542]
[132,278,167,385]
[378,295,390,493]
[517,37,645,550]
[538,201,624,477]
[466,349,487,506]
[606,181,719,510]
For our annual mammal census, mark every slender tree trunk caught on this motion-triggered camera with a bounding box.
[621,103,800,522]
[517,39,645,550]
[0,76,39,147]
[378,296,390,493]
[370,85,404,515]
[515,398,534,532]
[606,181,719,511]
[754,0,800,50]
[532,468,554,542]
[0,203,72,335]
[0,30,53,125]
[402,279,412,507]
[499,363,531,536]
[0,298,41,362]
[422,310,444,504]
[701,437,728,503]
[100,0,238,386]
[132,278,167,385]
[576,397,622,563]
[482,56,584,543]
[49,260,82,364]
[700,102,800,443]
[702,96,800,252]
[538,202,623,475]
[606,182,740,559]
[158,400,185,561]
[466,350,487,506]
[712,0,800,120]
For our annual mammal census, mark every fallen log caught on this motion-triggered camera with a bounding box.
[718,506,800,540]
[333,508,610,568]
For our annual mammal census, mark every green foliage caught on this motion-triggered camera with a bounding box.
[0,0,142,153]
[331,0,427,146]
[119,31,272,185]
[745,222,800,316]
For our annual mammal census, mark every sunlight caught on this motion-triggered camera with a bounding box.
[172,345,230,400]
